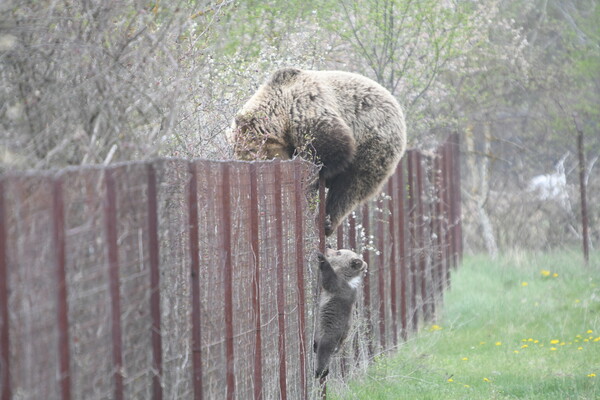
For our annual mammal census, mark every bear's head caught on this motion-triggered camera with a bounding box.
[229,112,292,161]
[229,68,304,161]
[324,248,367,285]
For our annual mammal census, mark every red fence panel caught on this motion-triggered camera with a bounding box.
[0,136,461,399]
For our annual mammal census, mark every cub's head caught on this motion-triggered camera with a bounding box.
[325,248,367,284]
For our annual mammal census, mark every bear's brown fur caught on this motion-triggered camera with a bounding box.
[314,248,367,378]
[230,68,406,235]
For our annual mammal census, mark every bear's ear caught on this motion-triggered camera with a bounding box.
[351,258,363,270]
[270,68,301,86]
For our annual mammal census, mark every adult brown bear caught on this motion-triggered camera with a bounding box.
[229,68,406,235]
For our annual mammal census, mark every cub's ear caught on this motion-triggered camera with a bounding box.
[270,68,301,86]
[351,258,363,270]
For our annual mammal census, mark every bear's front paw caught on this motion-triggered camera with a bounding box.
[324,215,333,236]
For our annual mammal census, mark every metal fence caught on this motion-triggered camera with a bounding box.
[0,135,461,400]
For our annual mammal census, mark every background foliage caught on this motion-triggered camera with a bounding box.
[1,0,598,252]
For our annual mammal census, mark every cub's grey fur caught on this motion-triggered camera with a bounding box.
[314,248,367,378]
[229,68,407,235]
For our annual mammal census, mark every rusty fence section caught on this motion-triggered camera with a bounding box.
[0,135,461,399]
[322,134,462,386]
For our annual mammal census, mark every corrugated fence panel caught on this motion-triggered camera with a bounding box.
[62,168,113,400]
[228,162,258,399]
[0,135,461,399]
[4,174,61,399]
[111,164,154,399]
[153,160,193,400]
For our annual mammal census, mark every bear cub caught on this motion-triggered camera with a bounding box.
[314,248,367,379]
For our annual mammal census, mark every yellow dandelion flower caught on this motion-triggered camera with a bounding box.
[447,378,454,383]
[575,299,581,303]
[584,339,590,342]
[462,357,469,361]
[521,282,528,287]
[522,338,528,342]
[430,325,443,331]
[541,269,551,277]
[594,337,600,342]
[578,347,583,350]
[550,347,557,351]
[464,385,470,388]
[513,350,520,354]
[550,339,560,344]
[479,341,486,345]
[588,373,596,378]
[552,273,558,277]
[483,378,491,382]
[495,342,502,346]
[521,344,529,349]
[576,334,582,338]
[587,330,593,334]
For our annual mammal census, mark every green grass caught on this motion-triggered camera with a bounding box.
[330,249,600,399]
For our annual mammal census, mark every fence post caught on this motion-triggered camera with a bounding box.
[0,179,10,400]
[318,175,326,253]
[220,163,236,400]
[187,162,203,400]
[575,123,590,265]
[444,141,456,270]
[104,168,124,400]
[273,160,288,400]
[451,133,463,263]
[377,194,387,350]
[432,153,445,298]
[416,152,431,322]
[406,151,419,332]
[293,162,307,399]
[336,224,344,249]
[317,174,327,398]
[361,203,373,357]
[441,142,452,274]
[395,164,408,341]
[249,164,263,400]
[388,178,398,347]
[52,176,71,400]
[146,164,163,400]
[425,156,438,317]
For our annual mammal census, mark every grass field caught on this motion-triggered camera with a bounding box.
[330,249,600,399]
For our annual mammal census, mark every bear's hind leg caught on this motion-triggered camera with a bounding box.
[325,160,395,235]
[315,338,336,379]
